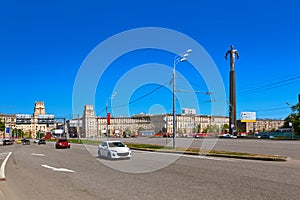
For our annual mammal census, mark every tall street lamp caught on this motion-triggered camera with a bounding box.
[286,102,294,139]
[173,49,192,148]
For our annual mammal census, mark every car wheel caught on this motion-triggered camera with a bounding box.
[98,150,101,158]
[107,152,112,160]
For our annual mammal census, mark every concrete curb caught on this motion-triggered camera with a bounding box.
[130,148,288,162]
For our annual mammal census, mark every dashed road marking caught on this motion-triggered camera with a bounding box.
[31,153,46,157]
[41,164,75,173]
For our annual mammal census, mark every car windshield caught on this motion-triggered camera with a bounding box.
[108,142,125,148]
[58,139,68,142]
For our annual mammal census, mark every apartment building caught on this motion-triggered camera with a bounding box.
[0,101,55,138]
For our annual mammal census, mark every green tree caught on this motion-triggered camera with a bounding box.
[222,124,229,133]
[283,103,300,135]
[197,124,201,133]
[12,129,24,138]
[0,118,5,132]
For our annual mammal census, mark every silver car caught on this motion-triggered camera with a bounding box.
[98,141,132,159]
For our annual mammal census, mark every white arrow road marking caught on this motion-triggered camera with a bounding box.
[41,164,75,173]
[32,153,46,157]
[0,152,12,180]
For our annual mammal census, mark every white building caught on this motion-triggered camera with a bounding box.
[182,108,196,115]
[82,105,97,138]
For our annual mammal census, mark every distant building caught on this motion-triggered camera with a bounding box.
[0,101,56,138]
[70,104,288,138]
[66,118,82,138]
[82,105,97,138]
[33,101,46,117]
[182,108,196,115]
[237,119,284,133]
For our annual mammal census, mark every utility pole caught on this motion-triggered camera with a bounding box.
[106,101,109,141]
[77,114,80,141]
[225,45,239,135]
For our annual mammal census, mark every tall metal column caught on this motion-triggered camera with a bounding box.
[225,45,239,135]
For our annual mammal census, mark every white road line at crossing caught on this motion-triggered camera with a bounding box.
[41,164,75,173]
[31,153,46,157]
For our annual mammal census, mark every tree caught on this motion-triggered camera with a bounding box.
[0,118,5,132]
[12,129,24,138]
[283,103,300,135]
[197,124,201,133]
[222,124,229,133]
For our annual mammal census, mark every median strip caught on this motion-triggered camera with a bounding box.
[126,144,288,162]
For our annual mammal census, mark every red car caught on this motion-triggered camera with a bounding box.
[55,138,70,149]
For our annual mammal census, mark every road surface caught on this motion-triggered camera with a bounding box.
[0,140,299,200]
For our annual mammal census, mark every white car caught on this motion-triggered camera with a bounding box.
[220,133,237,139]
[98,141,132,159]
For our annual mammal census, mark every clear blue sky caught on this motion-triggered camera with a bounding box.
[0,0,299,119]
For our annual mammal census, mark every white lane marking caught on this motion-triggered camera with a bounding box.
[41,164,75,173]
[132,150,238,162]
[0,152,12,180]
[32,153,46,157]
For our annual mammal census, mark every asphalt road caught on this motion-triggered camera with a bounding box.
[0,140,300,200]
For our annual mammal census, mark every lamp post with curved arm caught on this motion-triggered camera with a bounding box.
[173,49,192,148]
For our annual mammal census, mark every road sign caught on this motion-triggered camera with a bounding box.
[5,127,10,134]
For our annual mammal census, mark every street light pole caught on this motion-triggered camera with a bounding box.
[173,49,192,149]
[286,102,294,139]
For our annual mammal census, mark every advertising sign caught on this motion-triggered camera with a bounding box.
[16,114,32,124]
[241,112,256,122]
[38,114,55,124]
[16,114,32,119]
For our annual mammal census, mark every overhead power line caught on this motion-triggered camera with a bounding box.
[238,74,300,97]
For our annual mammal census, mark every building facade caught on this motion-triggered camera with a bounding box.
[0,101,56,138]
[82,105,97,138]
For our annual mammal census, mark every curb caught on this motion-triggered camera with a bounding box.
[130,148,288,162]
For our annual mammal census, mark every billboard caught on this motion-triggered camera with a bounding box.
[38,114,55,124]
[241,112,256,122]
[16,114,32,124]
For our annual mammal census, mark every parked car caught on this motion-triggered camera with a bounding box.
[259,134,270,139]
[55,138,70,149]
[16,139,22,144]
[98,141,131,159]
[22,139,30,145]
[38,139,46,145]
[34,139,40,143]
[3,139,13,145]
[219,134,237,139]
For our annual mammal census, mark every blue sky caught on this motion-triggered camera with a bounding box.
[0,0,299,120]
